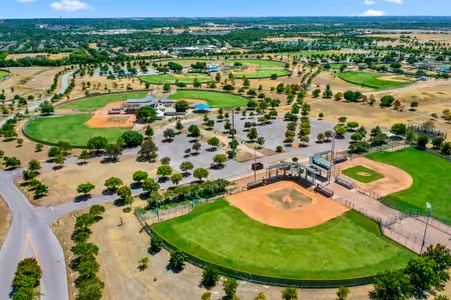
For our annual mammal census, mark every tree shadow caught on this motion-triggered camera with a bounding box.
[52,165,64,171]
[74,195,92,202]
[166,263,183,274]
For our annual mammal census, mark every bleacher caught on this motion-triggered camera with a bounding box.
[335,175,355,190]
[315,184,334,198]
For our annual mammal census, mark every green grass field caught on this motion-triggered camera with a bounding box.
[339,71,413,89]
[24,115,129,146]
[0,70,10,78]
[226,59,286,68]
[168,90,248,107]
[284,50,340,58]
[57,92,148,112]
[342,165,384,183]
[232,69,291,79]
[367,148,451,222]
[139,73,212,84]
[152,199,413,280]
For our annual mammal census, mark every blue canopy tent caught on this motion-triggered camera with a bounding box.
[193,103,212,110]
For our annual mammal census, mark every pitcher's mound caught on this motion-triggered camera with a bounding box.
[267,188,312,210]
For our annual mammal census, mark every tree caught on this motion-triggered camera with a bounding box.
[175,100,189,112]
[380,95,396,107]
[317,133,325,143]
[441,142,451,155]
[202,264,219,287]
[338,116,347,124]
[139,140,158,161]
[135,106,157,123]
[192,142,201,153]
[16,138,23,147]
[188,124,201,138]
[138,257,149,271]
[39,102,54,115]
[223,84,235,92]
[163,83,171,92]
[169,249,187,271]
[281,287,297,300]
[405,256,441,298]
[193,168,209,181]
[54,154,65,167]
[76,183,95,197]
[175,120,184,131]
[334,92,343,101]
[104,177,123,192]
[421,244,451,286]
[312,89,321,98]
[142,178,160,193]
[410,101,419,110]
[48,146,61,158]
[254,292,266,300]
[157,165,172,179]
[57,141,72,155]
[417,135,429,148]
[4,157,21,169]
[223,277,238,299]
[323,89,333,98]
[133,171,148,183]
[105,143,122,161]
[28,160,41,172]
[432,137,445,149]
[117,185,132,201]
[89,204,105,216]
[347,122,359,130]
[207,137,220,148]
[247,127,258,142]
[351,132,363,142]
[121,131,143,148]
[34,183,49,199]
[369,269,413,300]
[390,123,407,136]
[179,161,194,174]
[336,286,350,300]
[202,292,212,300]
[145,126,154,138]
[35,143,44,152]
[170,173,183,186]
[87,136,108,152]
[78,149,91,163]
[150,235,162,254]
[335,125,347,138]
[213,154,227,167]
[256,136,265,148]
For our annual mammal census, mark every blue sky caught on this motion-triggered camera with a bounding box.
[2,0,450,18]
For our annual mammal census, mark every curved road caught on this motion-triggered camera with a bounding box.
[0,72,73,300]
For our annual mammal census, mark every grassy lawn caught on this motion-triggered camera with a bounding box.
[57,92,148,112]
[284,50,341,58]
[232,69,291,79]
[226,59,286,68]
[24,115,129,146]
[168,90,248,108]
[367,148,451,223]
[342,165,384,184]
[339,71,412,89]
[139,73,212,84]
[152,199,413,280]
[0,70,9,77]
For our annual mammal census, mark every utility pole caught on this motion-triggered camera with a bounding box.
[420,202,432,254]
[231,108,236,159]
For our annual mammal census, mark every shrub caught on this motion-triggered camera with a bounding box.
[169,249,187,271]
[202,264,220,287]
[150,235,163,254]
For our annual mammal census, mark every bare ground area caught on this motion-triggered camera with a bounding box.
[0,195,12,250]
[69,77,146,99]
[337,157,413,197]
[85,101,136,128]
[53,203,375,300]
[35,155,158,206]
[226,180,349,229]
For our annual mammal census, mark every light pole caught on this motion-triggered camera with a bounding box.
[420,202,432,254]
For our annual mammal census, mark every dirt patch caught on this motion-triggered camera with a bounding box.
[0,196,12,250]
[378,76,412,83]
[226,181,349,229]
[267,188,312,210]
[335,158,413,197]
[85,101,135,128]
[357,172,372,177]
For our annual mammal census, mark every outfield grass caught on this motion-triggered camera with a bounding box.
[168,90,248,108]
[284,50,340,58]
[57,92,148,112]
[339,71,412,89]
[232,69,291,79]
[152,199,413,280]
[24,115,129,146]
[342,165,384,183]
[139,73,212,84]
[226,59,286,68]
[367,148,451,222]
[0,70,9,78]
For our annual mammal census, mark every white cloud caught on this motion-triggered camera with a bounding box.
[364,0,376,5]
[384,0,403,3]
[50,0,93,11]
[360,9,386,16]
[17,0,36,3]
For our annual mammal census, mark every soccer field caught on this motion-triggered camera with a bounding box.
[226,59,286,68]
[231,69,291,79]
[57,92,148,112]
[168,90,248,107]
[24,115,129,146]
[139,73,212,84]
[367,148,451,223]
[339,71,412,89]
[152,199,413,280]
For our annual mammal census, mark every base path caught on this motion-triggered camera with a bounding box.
[85,101,136,128]
[226,180,349,229]
[337,157,413,197]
